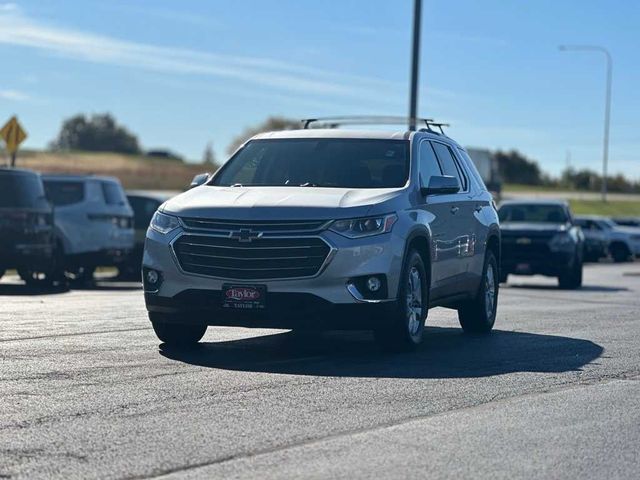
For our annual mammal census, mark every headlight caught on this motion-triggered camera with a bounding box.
[329,214,397,239]
[549,232,574,251]
[150,212,181,235]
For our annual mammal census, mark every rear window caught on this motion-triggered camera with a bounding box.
[431,142,467,191]
[213,139,410,188]
[499,204,569,224]
[44,181,85,206]
[0,173,45,208]
[101,181,126,205]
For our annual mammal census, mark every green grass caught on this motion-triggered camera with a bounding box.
[503,183,566,193]
[568,199,640,217]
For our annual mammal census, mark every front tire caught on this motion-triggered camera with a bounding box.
[374,249,428,352]
[18,247,66,289]
[150,313,207,347]
[458,250,499,334]
[558,254,583,289]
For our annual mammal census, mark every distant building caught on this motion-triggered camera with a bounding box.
[466,147,501,195]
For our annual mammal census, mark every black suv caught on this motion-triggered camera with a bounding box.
[498,200,584,289]
[0,168,60,286]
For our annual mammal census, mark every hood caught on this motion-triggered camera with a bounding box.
[612,226,640,235]
[162,186,406,220]
[500,222,568,235]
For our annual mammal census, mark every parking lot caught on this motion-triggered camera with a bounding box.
[1,262,639,479]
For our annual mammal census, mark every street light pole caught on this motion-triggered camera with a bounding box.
[558,45,612,202]
[408,0,422,131]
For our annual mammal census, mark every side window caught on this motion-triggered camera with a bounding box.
[418,141,442,185]
[44,181,85,206]
[431,142,467,191]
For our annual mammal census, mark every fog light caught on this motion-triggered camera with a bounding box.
[147,269,159,285]
[366,276,382,292]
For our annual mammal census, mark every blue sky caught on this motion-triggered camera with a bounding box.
[0,0,638,178]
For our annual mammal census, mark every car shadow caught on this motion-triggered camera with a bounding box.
[72,280,141,292]
[0,283,70,296]
[159,327,603,379]
[507,284,628,293]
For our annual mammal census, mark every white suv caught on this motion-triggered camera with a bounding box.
[43,175,134,281]
[575,215,640,262]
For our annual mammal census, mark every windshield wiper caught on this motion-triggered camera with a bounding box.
[299,182,319,187]
[230,183,243,187]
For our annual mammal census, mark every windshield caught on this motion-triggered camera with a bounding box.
[597,219,617,230]
[0,173,46,208]
[212,138,410,188]
[499,204,569,224]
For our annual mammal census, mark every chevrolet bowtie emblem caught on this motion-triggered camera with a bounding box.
[516,237,532,245]
[229,229,263,243]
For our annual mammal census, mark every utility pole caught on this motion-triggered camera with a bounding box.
[558,45,612,202]
[408,0,422,131]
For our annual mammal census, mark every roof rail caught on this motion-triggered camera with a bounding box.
[419,121,450,135]
[302,115,448,132]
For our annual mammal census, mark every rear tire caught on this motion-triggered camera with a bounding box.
[610,243,631,263]
[374,249,428,352]
[150,313,207,347]
[558,255,583,289]
[458,250,499,334]
[66,265,96,284]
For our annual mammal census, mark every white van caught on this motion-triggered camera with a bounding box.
[43,175,134,282]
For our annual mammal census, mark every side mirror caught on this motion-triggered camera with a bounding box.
[420,175,460,196]
[190,173,211,189]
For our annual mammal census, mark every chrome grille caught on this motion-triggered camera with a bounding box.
[173,234,332,280]
[181,218,329,234]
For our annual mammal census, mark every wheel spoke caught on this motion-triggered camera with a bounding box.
[406,266,423,335]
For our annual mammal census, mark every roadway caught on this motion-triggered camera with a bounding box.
[1,263,639,479]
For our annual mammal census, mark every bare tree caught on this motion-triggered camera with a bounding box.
[202,142,217,166]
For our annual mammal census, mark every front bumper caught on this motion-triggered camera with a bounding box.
[143,226,404,324]
[629,239,640,256]
[0,243,54,270]
[145,290,394,329]
[502,250,575,276]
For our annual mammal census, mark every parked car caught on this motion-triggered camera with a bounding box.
[0,168,61,287]
[612,217,640,228]
[498,200,584,288]
[120,190,175,279]
[574,215,640,263]
[143,119,501,350]
[43,175,134,282]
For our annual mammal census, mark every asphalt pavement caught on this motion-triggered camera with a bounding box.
[1,263,639,479]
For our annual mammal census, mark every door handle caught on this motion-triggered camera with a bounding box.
[450,206,459,214]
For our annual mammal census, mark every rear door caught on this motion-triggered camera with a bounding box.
[430,141,475,293]
[419,140,467,296]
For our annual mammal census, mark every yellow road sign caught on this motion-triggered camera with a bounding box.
[0,116,27,155]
